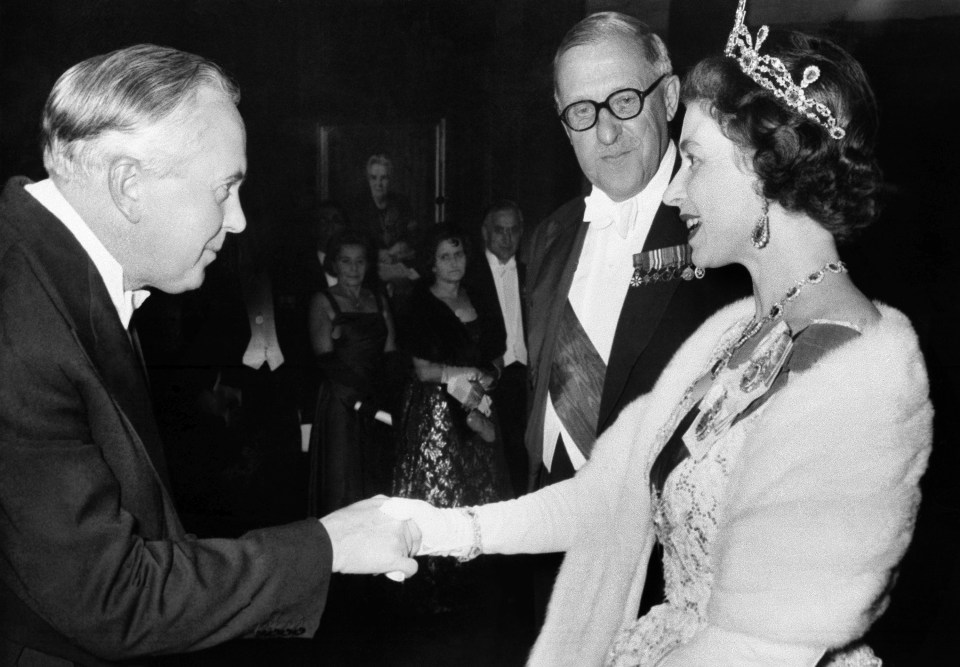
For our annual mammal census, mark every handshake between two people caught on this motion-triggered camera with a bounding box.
[318,496,423,578]
[318,496,481,581]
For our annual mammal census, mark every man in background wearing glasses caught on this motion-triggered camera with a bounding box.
[524,10,746,628]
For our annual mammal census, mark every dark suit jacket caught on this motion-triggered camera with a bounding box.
[524,192,748,474]
[0,178,332,667]
[463,250,526,363]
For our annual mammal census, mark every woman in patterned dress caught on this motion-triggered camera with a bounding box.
[391,223,512,612]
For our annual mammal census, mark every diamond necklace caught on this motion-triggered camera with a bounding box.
[711,260,848,377]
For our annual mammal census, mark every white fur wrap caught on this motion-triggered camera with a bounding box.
[481,300,932,666]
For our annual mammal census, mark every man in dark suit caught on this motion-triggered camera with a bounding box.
[0,45,419,667]
[524,11,746,624]
[466,200,529,497]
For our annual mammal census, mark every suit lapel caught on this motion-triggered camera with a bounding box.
[475,256,505,331]
[528,202,588,380]
[85,275,173,490]
[475,252,529,343]
[517,261,528,336]
[599,201,688,431]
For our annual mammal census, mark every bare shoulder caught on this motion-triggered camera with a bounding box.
[309,291,335,319]
[804,282,880,333]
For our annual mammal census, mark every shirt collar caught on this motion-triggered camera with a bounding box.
[485,248,517,272]
[583,141,677,239]
[24,179,150,328]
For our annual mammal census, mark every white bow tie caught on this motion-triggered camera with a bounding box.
[583,189,639,239]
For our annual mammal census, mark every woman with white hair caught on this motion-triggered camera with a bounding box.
[351,153,420,305]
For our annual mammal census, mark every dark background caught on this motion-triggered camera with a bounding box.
[2,0,959,664]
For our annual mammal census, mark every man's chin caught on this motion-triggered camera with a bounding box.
[157,268,207,294]
[594,167,647,202]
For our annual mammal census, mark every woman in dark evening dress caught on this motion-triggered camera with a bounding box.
[307,231,397,517]
[392,223,512,611]
[393,223,511,507]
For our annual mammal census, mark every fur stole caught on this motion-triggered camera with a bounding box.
[523,299,932,666]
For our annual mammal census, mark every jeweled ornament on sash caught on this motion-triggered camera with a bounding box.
[683,320,794,460]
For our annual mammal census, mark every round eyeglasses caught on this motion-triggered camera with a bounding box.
[559,74,667,132]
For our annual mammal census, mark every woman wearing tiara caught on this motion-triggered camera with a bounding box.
[381,3,932,665]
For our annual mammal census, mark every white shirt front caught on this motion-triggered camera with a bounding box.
[24,179,149,328]
[542,141,677,471]
[241,271,286,371]
[485,249,527,368]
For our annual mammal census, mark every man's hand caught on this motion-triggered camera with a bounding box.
[319,496,421,577]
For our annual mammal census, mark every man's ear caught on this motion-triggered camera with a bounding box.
[107,156,143,223]
[663,74,681,122]
[555,94,574,144]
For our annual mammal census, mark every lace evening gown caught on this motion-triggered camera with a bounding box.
[606,319,882,667]
[392,286,512,612]
[308,291,391,517]
[393,314,511,508]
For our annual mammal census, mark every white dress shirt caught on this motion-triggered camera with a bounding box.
[543,141,677,471]
[485,249,527,368]
[316,251,338,287]
[24,179,149,328]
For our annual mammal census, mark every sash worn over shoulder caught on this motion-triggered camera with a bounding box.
[548,300,606,458]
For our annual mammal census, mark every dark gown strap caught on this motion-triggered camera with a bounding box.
[649,321,861,494]
[325,287,343,318]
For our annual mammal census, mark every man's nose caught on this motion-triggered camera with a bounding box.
[595,108,622,145]
[224,198,246,234]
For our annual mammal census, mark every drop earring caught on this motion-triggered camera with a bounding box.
[751,198,770,249]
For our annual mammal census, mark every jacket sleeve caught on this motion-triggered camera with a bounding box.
[0,247,332,660]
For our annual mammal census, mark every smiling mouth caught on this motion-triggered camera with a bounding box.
[683,216,701,240]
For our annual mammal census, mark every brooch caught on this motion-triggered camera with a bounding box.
[630,244,704,286]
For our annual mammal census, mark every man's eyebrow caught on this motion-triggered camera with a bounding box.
[224,170,246,186]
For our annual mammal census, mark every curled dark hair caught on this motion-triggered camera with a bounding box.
[324,229,372,279]
[682,31,881,242]
[417,222,471,283]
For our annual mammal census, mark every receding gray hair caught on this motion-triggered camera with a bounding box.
[42,43,240,181]
[366,153,393,174]
[482,199,524,228]
[553,11,673,99]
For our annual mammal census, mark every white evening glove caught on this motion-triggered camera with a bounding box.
[379,497,477,559]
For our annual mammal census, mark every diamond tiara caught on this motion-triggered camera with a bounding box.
[724,0,846,140]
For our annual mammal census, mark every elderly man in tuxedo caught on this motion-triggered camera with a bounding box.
[465,200,529,496]
[0,44,418,666]
[528,10,745,488]
[524,11,746,624]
